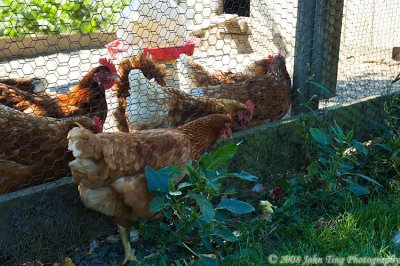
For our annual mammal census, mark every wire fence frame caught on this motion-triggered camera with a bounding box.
[0,0,400,264]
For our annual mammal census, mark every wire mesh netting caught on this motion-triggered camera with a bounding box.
[0,0,399,264]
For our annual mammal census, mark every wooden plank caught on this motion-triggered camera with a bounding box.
[292,0,319,114]
[292,0,345,115]
[0,32,116,62]
[315,0,344,99]
[393,47,400,61]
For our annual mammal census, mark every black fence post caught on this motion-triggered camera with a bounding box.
[291,0,345,115]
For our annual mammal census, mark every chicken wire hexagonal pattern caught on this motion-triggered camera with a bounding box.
[0,0,399,264]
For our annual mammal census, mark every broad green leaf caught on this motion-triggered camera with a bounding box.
[309,128,330,145]
[351,173,383,187]
[145,167,174,193]
[217,199,255,214]
[337,163,354,173]
[190,194,215,223]
[205,178,220,192]
[149,197,166,212]
[375,143,393,152]
[333,120,345,138]
[196,255,219,266]
[351,140,368,155]
[211,228,238,242]
[177,182,192,190]
[226,171,258,182]
[199,143,238,171]
[200,236,213,251]
[344,179,370,196]
[157,165,182,178]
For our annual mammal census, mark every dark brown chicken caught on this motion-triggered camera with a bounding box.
[68,114,232,264]
[0,58,118,123]
[0,104,97,194]
[0,77,46,94]
[182,54,273,87]
[199,55,292,124]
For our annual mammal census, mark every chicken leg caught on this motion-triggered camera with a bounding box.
[118,225,137,265]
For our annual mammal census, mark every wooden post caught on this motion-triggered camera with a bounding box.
[291,0,345,115]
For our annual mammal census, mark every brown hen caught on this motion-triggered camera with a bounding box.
[199,55,292,124]
[0,104,97,194]
[113,54,253,133]
[67,113,231,264]
[181,54,272,87]
[0,58,118,123]
[0,77,46,94]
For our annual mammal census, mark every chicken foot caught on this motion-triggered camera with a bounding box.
[118,225,137,265]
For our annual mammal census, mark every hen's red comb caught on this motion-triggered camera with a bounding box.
[268,54,274,60]
[245,99,255,119]
[246,100,254,113]
[99,57,117,74]
[93,115,103,133]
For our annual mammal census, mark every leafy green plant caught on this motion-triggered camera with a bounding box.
[0,0,129,37]
[307,121,382,197]
[139,143,258,264]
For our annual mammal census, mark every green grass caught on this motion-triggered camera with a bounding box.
[223,194,400,265]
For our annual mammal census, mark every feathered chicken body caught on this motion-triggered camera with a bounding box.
[112,54,167,132]
[0,104,96,194]
[0,77,47,94]
[180,54,272,87]
[199,55,292,123]
[68,114,231,264]
[114,54,252,133]
[0,58,118,122]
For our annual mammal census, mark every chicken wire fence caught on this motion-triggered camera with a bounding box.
[0,0,399,264]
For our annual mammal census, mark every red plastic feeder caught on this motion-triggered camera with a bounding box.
[143,41,196,61]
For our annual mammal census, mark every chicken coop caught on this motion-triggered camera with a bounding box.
[0,0,399,264]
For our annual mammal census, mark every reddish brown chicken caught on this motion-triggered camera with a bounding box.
[68,114,232,264]
[113,54,253,133]
[0,58,118,123]
[0,104,100,194]
[181,54,273,87]
[198,55,292,124]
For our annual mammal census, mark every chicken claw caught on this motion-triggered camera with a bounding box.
[118,225,138,265]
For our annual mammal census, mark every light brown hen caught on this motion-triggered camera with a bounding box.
[67,113,231,264]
